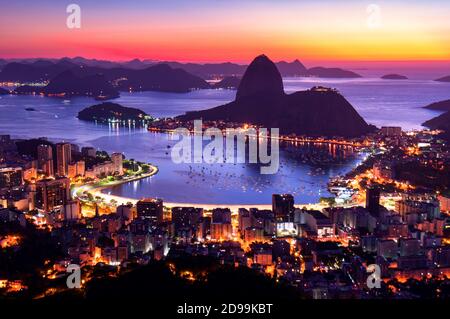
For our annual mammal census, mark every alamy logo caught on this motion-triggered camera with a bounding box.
[170,120,280,174]
[366,4,382,29]
[366,264,381,289]
[66,264,81,288]
[66,4,81,29]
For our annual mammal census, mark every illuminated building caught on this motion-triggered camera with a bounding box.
[111,152,123,175]
[76,160,85,176]
[63,200,81,221]
[251,243,272,266]
[399,238,421,257]
[312,288,329,300]
[212,208,231,224]
[272,194,294,222]
[0,135,17,162]
[116,204,136,222]
[68,163,77,178]
[37,144,54,176]
[340,206,377,232]
[117,245,129,262]
[365,186,380,216]
[373,161,395,180]
[238,208,251,232]
[244,226,264,243]
[68,160,85,178]
[377,239,398,260]
[361,235,377,253]
[387,222,409,238]
[397,255,427,270]
[171,207,202,234]
[275,222,298,237]
[149,229,170,257]
[381,126,402,137]
[210,222,232,241]
[437,194,450,213]
[136,198,164,223]
[56,142,72,176]
[35,177,71,212]
[395,199,440,220]
[81,146,96,158]
[23,166,38,181]
[0,167,23,189]
[250,209,275,236]
[196,216,211,241]
[131,232,150,253]
[300,210,334,238]
[435,246,450,267]
[272,239,291,259]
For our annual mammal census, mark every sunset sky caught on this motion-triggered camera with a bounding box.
[1,0,450,64]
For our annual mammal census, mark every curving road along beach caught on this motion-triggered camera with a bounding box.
[72,163,325,213]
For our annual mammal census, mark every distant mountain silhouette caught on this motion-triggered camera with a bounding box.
[307,67,361,78]
[0,57,363,86]
[435,75,450,82]
[44,70,119,97]
[4,61,209,95]
[381,74,408,80]
[212,76,241,89]
[13,70,119,98]
[161,60,356,79]
[276,59,308,76]
[179,55,374,137]
[78,102,149,124]
[120,58,149,69]
[113,64,210,93]
[161,61,246,79]
[0,60,78,82]
[423,99,450,111]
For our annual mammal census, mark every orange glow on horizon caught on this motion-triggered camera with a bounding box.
[1,2,449,63]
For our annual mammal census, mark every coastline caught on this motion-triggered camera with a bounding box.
[73,163,328,212]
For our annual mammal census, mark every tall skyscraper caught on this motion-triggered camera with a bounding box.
[37,144,54,177]
[56,143,71,177]
[172,207,203,232]
[111,152,123,175]
[76,160,85,177]
[136,198,164,223]
[0,167,23,189]
[37,144,52,163]
[272,194,294,222]
[35,177,71,212]
[212,208,232,224]
[366,186,380,215]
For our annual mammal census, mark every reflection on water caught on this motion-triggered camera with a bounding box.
[103,133,364,205]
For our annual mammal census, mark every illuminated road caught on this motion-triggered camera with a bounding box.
[72,163,330,213]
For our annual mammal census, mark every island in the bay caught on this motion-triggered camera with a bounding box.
[77,102,152,125]
[381,74,408,80]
